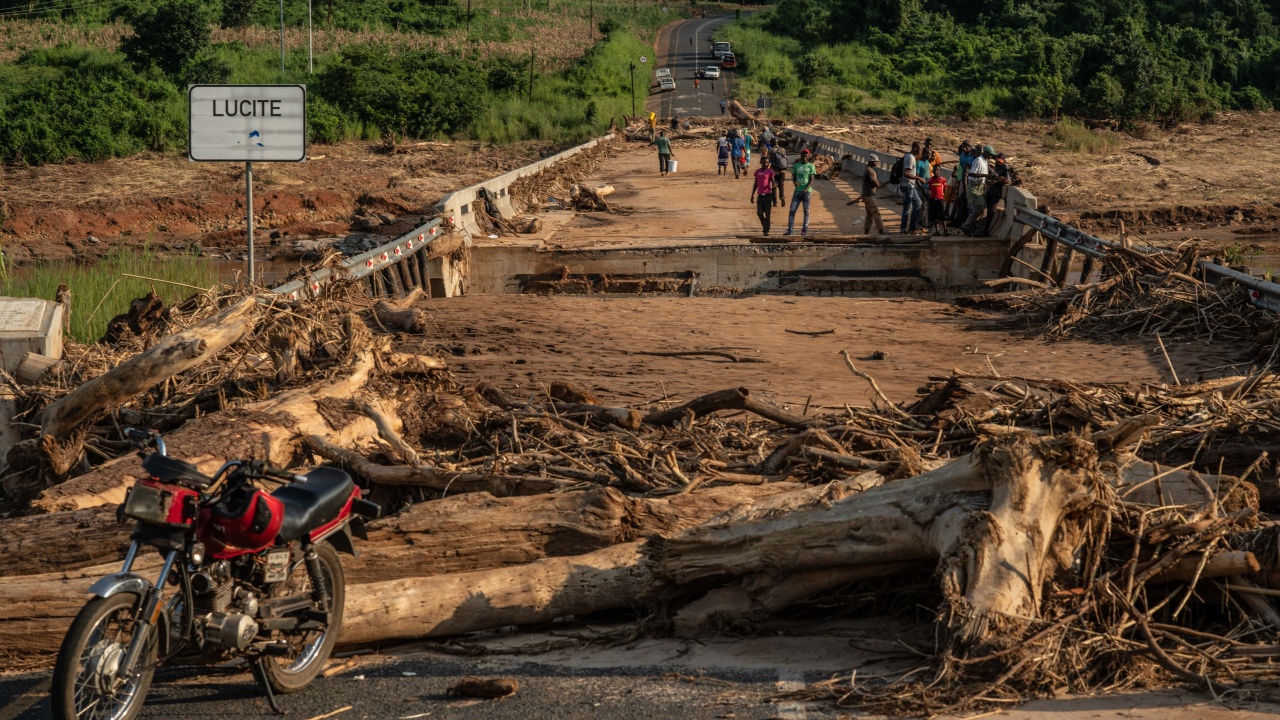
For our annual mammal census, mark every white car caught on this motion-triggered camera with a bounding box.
[658,77,676,92]
[703,66,721,79]
[655,68,672,79]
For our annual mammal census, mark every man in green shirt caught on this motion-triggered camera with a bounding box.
[784,148,816,236]
[652,131,674,176]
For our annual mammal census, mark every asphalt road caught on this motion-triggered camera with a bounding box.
[0,654,829,720]
[651,14,737,118]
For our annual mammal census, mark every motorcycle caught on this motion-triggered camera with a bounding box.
[51,428,380,719]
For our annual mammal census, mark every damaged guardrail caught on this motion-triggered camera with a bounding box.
[271,218,451,300]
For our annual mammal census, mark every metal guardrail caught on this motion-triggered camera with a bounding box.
[271,218,448,300]
[1012,206,1280,312]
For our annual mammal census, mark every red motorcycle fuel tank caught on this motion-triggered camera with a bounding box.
[197,485,286,557]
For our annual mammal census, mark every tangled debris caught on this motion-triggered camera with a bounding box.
[963,245,1278,350]
[3,264,1280,717]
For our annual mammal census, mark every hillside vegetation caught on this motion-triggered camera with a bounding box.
[722,0,1280,122]
[0,0,681,163]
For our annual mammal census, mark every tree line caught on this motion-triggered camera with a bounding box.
[767,0,1280,121]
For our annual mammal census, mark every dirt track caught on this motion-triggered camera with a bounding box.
[413,294,1251,409]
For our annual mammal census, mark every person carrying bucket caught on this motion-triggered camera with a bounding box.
[652,130,675,176]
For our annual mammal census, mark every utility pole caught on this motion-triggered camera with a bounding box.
[279,0,285,79]
[528,48,535,102]
[466,0,471,35]
[245,162,255,282]
[307,0,313,73]
[629,62,636,116]
[589,0,594,42]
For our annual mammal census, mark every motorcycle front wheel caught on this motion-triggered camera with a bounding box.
[263,541,345,693]
[51,593,158,720]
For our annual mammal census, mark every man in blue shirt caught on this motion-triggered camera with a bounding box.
[730,131,748,179]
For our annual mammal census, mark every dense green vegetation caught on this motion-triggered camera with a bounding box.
[0,0,673,163]
[723,0,1280,122]
[0,246,216,343]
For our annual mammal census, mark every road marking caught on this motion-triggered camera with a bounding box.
[774,669,808,719]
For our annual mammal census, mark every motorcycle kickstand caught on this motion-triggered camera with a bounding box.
[251,658,286,715]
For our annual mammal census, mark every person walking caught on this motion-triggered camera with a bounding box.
[899,142,924,234]
[769,143,789,206]
[751,156,778,236]
[652,130,674,176]
[694,77,700,90]
[950,141,972,226]
[720,99,727,115]
[846,156,887,235]
[742,128,754,168]
[784,148,816,236]
[729,130,747,179]
[915,150,933,223]
[716,136,730,176]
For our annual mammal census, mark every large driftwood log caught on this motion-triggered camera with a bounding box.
[32,353,380,513]
[341,542,648,645]
[38,296,261,474]
[0,483,817,661]
[0,484,798,579]
[650,434,1103,653]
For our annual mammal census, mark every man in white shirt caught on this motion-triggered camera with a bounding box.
[899,142,924,234]
[962,145,994,235]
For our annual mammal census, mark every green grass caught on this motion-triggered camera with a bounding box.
[1050,118,1122,155]
[0,247,217,343]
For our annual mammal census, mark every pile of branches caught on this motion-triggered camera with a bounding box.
[7,277,1280,717]
[965,245,1278,348]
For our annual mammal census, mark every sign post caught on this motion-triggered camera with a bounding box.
[189,85,307,284]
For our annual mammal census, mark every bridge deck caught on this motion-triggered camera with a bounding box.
[479,141,912,251]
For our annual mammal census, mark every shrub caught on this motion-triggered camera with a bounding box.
[1051,118,1121,154]
[121,0,212,77]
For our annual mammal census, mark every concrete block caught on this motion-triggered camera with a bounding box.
[0,297,63,374]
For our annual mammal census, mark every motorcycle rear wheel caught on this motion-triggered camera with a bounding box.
[262,541,345,693]
[51,593,157,720]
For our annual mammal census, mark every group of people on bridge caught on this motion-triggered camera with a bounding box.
[650,125,1014,239]
[889,138,1014,237]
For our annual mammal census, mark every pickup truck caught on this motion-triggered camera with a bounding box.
[657,77,676,92]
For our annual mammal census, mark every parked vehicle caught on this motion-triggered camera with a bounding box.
[655,67,672,80]
[50,428,380,719]
[721,53,737,69]
[703,66,721,79]
[713,41,731,59]
[658,77,676,91]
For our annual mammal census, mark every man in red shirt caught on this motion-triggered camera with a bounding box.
[928,165,948,236]
[750,156,779,236]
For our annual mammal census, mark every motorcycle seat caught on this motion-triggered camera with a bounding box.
[272,466,355,542]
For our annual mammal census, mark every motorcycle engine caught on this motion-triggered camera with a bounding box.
[191,561,261,651]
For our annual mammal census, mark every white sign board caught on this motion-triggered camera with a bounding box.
[639,56,647,63]
[188,85,306,162]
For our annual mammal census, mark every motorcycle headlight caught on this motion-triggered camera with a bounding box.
[190,542,205,566]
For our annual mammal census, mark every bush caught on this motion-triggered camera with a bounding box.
[1051,118,1121,154]
[0,48,185,164]
[121,0,212,77]
[316,46,487,139]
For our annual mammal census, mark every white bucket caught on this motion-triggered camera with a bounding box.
[668,159,678,173]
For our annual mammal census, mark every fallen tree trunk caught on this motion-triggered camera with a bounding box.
[32,353,379,513]
[649,434,1102,654]
[341,542,649,645]
[38,296,262,475]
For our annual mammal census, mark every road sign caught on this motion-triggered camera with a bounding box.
[756,95,774,110]
[639,56,647,63]
[188,85,307,162]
